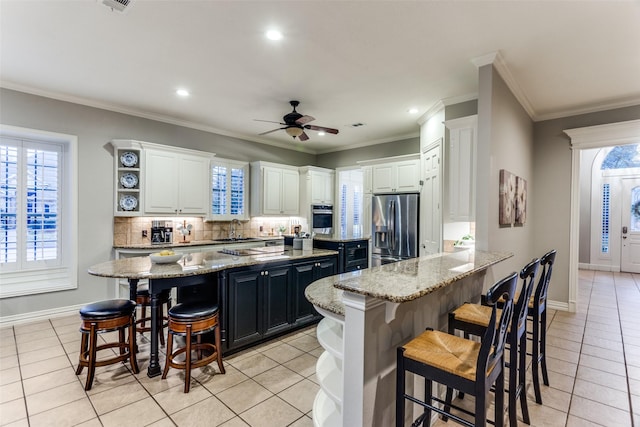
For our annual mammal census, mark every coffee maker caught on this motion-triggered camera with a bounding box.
[151,221,172,244]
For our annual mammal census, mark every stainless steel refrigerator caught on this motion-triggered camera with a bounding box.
[371,193,419,266]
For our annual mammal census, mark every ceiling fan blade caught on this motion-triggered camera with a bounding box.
[304,124,339,134]
[295,115,315,125]
[258,127,285,136]
[254,119,287,125]
[298,131,310,141]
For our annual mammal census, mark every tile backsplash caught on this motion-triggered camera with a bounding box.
[113,217,308,246]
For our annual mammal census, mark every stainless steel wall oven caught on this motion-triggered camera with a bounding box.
[311,204,333,235]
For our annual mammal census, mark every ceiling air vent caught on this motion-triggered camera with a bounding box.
[99,0,133,13]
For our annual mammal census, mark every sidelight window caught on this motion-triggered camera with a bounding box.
[210,159,248,220]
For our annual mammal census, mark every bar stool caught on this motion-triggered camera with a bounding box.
[76,299,139,390]
[162,301,225,393]
[135,284,171,346]
[447,259,539,426]
[529,249,557,404]
[396,272,518,427]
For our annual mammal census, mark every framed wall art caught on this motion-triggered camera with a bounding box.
[499,169,516,226]
[515,176,527,225]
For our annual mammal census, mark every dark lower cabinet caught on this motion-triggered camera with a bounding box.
[291,257,338,324]
[225,255,338,353]
[314,239,369,273]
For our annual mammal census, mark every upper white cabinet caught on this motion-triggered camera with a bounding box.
[299,166,335,207]
[144,149,210,215]
[250,161,299,216]
[371,158,420,193]
[111,140,214,217]
[209,158,249,220]
[445,115,477,221]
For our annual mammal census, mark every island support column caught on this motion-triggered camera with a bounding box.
[340,271,486,427]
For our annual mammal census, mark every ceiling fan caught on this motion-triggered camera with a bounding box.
[255,100,339,141]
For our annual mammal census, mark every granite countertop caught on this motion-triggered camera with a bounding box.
[89,246,338,279]
[305,250,512,314]
[114,236,283,250]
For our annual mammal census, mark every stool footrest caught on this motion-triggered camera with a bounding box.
[166,343,220,371]
[78,342,133,368]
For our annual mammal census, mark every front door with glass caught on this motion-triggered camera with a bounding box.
[621,178,640,273]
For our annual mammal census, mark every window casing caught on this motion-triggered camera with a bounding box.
[0,125,77,298]
[337,169,363,239]
[209,159,249,220]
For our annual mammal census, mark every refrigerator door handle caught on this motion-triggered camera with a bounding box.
[389,200,396,251]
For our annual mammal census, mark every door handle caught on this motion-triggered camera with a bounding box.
[622,226,628,234]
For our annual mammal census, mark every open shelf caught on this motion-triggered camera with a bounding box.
[316,351,343,406]
[316,317,344,360]
[312,389,342,427]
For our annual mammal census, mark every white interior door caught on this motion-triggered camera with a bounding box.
[621,178,640,273]
[421,144,441,254]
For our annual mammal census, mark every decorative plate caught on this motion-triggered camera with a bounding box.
[120,151,138,167]
[119,194,138,211]
[120,172,138,188]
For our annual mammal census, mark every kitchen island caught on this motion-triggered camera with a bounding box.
[304,249,512,427]
[89,246,338,377]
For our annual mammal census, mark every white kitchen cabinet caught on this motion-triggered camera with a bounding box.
[144,149,210,215]
[445,115,477,221]
[371,158,420,193]
[250,161,299,216]
[299,166,334,208]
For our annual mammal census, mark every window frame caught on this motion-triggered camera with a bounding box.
[208,158,249,221]
[0,124,78,299]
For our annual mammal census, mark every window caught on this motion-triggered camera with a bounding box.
[601,144,640,169]
[337,168,363,239]
[601,183,610,254]
[0,125,77,298]
[210,159,248,220]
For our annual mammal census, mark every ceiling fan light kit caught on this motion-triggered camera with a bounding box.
[256,100,339,142]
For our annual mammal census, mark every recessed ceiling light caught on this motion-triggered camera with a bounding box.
[266,29,283,41]
[408,108,419,114]
[176,89,190,97]
[317,131,326,136]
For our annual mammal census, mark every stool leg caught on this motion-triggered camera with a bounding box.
[531,312,543,404]
[85,322,98,391]
[540,308,550,386]
[119,328,126,355]
[494,367,505,427]
[140,305,147,330]
[162,330,173,380]
[215,324,225,374]
[128,316,139,374]
[424,379,432,427]
[76,332,88,375]
[508,333,517,427]
[184,324,192,393]
[396,348,405,427]
[519,331,530,424]
[442,387,453,422]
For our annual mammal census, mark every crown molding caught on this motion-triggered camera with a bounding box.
[564,118,640,149]
[417,100,444,125]
[0,81,318,155]
[315,131,420,155]
[441,93,478,106]
[535,97,640,122]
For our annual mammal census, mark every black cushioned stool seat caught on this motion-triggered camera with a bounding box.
[135,284,171,346]
[162,302,225,393]
[76,299,139,390]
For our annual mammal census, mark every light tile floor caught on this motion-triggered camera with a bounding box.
[1,269,639,426]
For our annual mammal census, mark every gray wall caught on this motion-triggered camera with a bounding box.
[476,65,536,289]
[532,104,640,303]
[445,100,478,121]
[315,137,420,169]
[0,88,316,318]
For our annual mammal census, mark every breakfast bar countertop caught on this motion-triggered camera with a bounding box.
[89,246,337,279]
[305,249,512,312]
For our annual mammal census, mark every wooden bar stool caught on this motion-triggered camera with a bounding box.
[529,249,557,404]
[135,284,171,346]
[162,301,225,393]
[448,259,539,426]
[396,272,518,427]
[76,299,139,390]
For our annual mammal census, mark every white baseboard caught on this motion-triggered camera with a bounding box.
[578,263,620,272]
[548,299,570,312]
[0,304,82,327]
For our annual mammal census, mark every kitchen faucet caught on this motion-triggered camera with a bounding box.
[229,219,241,239]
